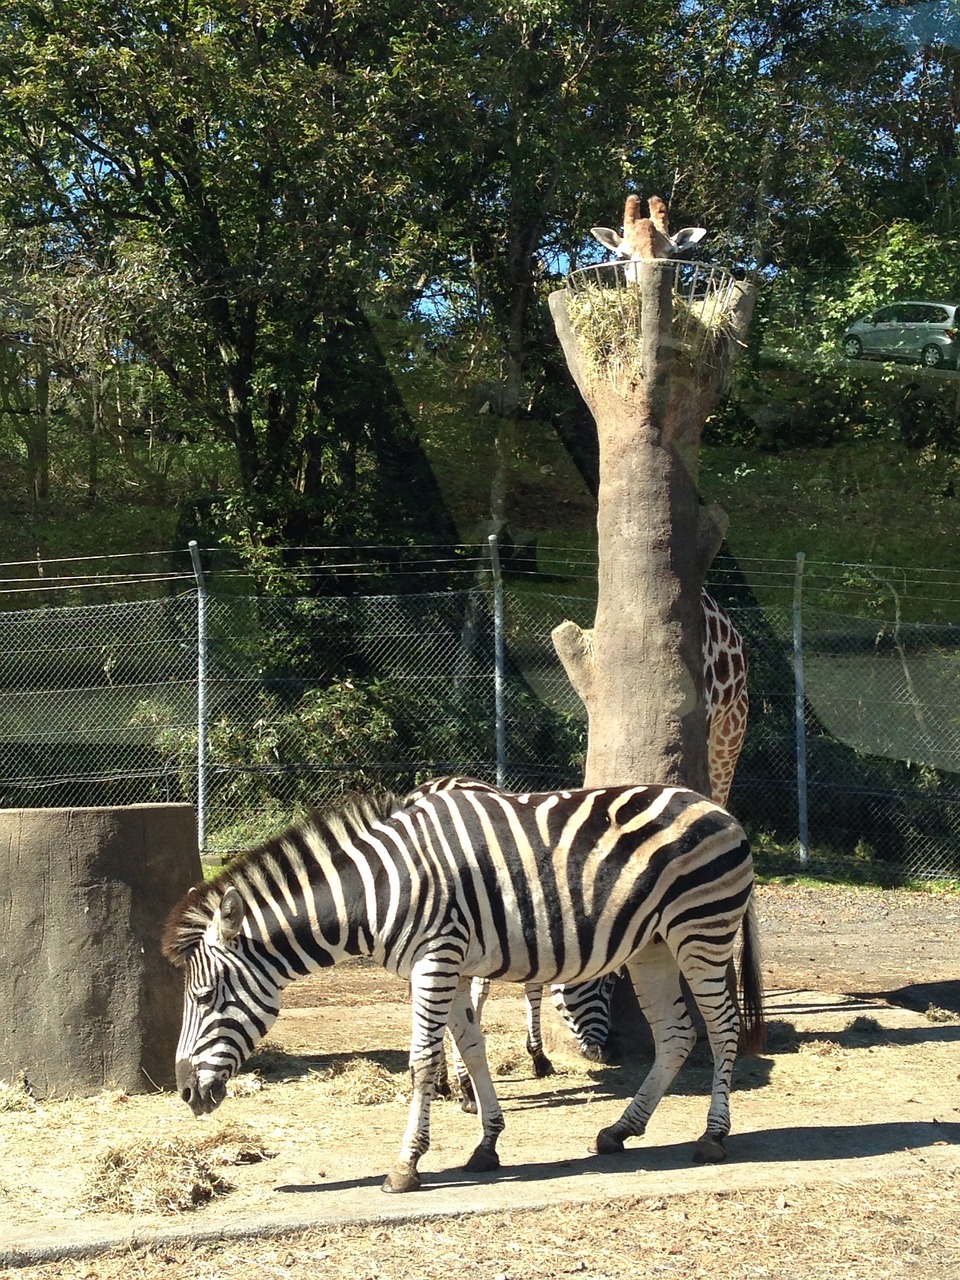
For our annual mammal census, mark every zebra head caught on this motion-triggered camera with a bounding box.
[163,884,282,1117]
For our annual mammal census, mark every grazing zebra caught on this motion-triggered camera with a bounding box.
[164,783,764,1193]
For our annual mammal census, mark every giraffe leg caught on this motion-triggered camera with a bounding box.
[594,941,695,1154]
[447,979,505,1174]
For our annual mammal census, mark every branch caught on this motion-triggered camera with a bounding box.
[551,619,595,708]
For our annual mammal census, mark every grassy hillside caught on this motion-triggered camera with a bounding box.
[2,410,959,619]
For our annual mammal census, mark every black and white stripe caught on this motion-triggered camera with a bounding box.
[407,777,616,1101]
[164,783,764,1192]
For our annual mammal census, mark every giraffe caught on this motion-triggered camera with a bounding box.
[438,593,750,1109]
[701,590,750,809]
[591,193,706,275]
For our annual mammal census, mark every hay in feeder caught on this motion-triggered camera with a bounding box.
[565,276,737,392]
[82,1122,271,1215]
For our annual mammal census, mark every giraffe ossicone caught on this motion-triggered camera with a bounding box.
[591,193,707,275]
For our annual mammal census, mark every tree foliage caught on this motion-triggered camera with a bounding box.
[0,0,956,540]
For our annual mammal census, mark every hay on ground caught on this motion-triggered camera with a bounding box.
[925,1004,958,1023]
[0,1074,36,1113]
[320,1058,402,1105]
[82,1123,271,1215]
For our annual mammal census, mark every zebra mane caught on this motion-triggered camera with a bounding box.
[161,789,400,966]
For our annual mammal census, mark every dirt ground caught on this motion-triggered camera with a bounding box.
[1,881,959,1279]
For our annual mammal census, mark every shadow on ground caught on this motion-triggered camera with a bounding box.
[274,1117,960,1198]
[875,979,960,1017]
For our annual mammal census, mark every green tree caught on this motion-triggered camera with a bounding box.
[0,0,459,547]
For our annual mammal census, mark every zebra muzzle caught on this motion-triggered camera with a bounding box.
[176,1060,228,1115]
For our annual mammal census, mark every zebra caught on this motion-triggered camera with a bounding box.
[405,775,614,1108]
[425,589,751,1095]
[164,783,765,1193]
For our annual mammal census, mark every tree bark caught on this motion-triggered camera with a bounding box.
[548,259,755,1056]
[548,265,755,792]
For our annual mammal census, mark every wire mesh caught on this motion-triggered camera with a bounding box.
[1,558,959,879]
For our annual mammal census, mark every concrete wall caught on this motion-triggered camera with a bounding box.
[0,805,200,1097]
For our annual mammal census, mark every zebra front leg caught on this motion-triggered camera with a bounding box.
[595,941,695,1155]
[444,976,492,1113]
[434,1041,452,1099]
[383,1045,442,1192]
[523,982,555,1077]
[448,978,505,1174]
[383,964,460,1193]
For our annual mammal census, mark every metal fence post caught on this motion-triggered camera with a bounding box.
[188,541,208,856]
[487,533,506,787]
[793,551,809,867]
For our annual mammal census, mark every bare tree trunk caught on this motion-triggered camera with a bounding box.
[29,356,50,508]
[548,259,755,1055]
[548,264,755,791]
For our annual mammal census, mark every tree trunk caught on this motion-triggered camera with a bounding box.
[548,258,755,1056]
[548,263,755,792]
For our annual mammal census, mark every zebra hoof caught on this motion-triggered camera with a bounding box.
[531,1052,555,1079]
[382,1162,422,1193]
[594,1126,625,1154]
[692,1134,727,1163]
[460,1097,478,1115]
[464,1145,500,1174]
[578,1043,609,1065]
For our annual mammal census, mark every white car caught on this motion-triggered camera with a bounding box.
[842,301,960,369]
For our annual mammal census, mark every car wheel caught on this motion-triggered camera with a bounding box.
[842,336,863,359]
[922,343,945,368]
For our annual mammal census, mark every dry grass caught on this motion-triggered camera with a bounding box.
[81,1123,272,1216]
[0,1076,35,1114]
[925,1004,959,1024]
[6,1171,959,1280]
[319,1058,403,1105]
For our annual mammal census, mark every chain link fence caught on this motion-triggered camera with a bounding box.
[1,549,959,880]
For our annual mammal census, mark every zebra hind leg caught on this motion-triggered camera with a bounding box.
[447,979,505,1174]
[594,941,695,1155]
[684,928,757,1163]
[685,969,740,1163]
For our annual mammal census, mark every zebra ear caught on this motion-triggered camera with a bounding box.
[218,887,245,943]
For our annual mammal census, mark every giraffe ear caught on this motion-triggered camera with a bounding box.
[670,227,707,253]
[218,887,245,943]
[591,227,628,256]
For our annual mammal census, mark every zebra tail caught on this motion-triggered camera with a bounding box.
[738,896,766,1056]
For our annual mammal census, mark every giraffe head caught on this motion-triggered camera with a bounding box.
[591,194,706,276]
